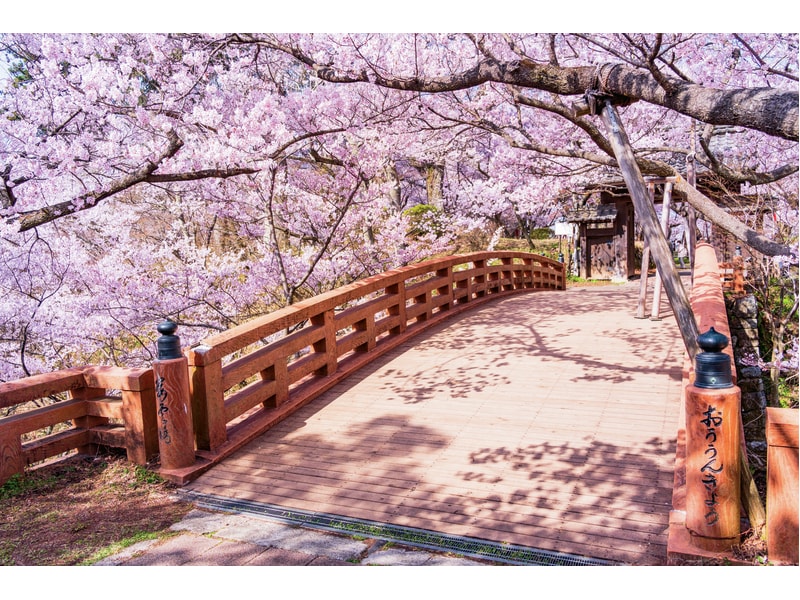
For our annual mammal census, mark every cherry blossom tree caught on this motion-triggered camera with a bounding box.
[0,33,797,381]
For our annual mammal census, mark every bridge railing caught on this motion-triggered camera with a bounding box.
[670,242,797,563]
[0,251,563,485]
[184,252,564,474]
[0,366,157,485]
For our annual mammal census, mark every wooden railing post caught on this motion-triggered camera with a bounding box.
[436,266,454,311]
[186,347,226,451]
[522,257,533,289]
[152,321,196,470]
[120,384,157,464]
[474,259,486,298]
[766,407,799,565]
[312,309,338,376]
[685,328,741,552]
[0,428,23,486]
[70,385,108,456]
[386,282,407,335]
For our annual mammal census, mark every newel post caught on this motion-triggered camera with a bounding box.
[152,320,196,471]
[685,327,742,552]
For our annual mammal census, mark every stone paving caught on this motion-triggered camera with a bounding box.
[96,508,498,566]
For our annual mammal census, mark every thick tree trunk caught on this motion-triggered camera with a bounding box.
[271,34,799,141]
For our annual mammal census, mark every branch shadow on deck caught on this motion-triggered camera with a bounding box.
[188,284,684,565]
[197,410,675,564]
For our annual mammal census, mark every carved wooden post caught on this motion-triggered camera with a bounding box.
[152,321,196,471]
[685,328,741,552]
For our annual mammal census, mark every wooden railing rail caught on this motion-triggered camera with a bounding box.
[0,366,158,485]
[182,252,564,478]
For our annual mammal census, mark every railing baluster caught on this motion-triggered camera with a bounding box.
[70,386,109,456]
[386,282,407,335]
[311,310,338,376]
[474,259,486,298]
[436,266,454,311]
[186,349,227,451]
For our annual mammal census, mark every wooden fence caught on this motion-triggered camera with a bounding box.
[0,252,564,485]
[0,366,157,485]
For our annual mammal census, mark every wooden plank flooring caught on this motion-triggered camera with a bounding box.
[186,280,685,565]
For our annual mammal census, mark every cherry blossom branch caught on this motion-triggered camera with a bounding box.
[12,130,184,231]
[733,34,800,82]
[241,34,798,141]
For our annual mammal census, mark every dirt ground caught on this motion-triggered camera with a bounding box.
[0,452,194,566]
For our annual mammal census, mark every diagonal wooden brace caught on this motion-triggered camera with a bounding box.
[599,100,700,360]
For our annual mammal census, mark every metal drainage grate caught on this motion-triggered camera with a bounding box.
[181,491,614,566]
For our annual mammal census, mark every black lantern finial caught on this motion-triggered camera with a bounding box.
[156,320,182,360]
[694,327,733,389]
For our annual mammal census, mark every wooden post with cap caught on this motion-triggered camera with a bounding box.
[152,320,196,471]
[684,327,742,552]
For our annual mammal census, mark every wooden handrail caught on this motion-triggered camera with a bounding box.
[1,251,564,485]
[0,366,158,485]
[182,252,564,472]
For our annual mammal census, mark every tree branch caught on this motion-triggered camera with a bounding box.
[243,35,798,141]
[672,176,796,258]
[12,130,184,231]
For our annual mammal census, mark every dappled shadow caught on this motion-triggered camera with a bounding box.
[187,280,685,565]
[188,408,677,564]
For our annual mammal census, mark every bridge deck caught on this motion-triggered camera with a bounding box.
[185,280,685,565]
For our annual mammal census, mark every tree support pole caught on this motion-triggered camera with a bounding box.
[635,183,655,320]
[635,242,651,319]
[598,99,699,360]
[686,149,698,275]
[650,180,673,321]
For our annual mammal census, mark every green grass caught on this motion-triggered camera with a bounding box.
[79,530,173,565]
[0,472,59,500]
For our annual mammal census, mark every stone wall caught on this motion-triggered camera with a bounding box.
[726,293,768,469]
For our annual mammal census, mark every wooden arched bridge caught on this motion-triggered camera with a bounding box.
[3,248,790,565]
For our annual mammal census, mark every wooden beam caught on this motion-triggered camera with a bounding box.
[650,181,673,321]
[636,242,651,319]
[599,101,700,360]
